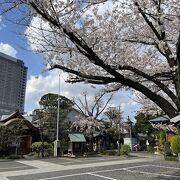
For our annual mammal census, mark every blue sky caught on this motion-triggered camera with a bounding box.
[0,13,140,121]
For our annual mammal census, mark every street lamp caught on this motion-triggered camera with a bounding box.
[54,74,61,157]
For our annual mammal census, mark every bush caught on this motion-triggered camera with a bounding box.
[165,155,178,161]
[60,140,68,155]
[120,144,131,155]
[171,135,180,155]
[31,142,53,157]
[159,131,165,146]
[147,146,155,153]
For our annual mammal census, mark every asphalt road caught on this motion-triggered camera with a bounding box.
[0,154,179,180]
[0,160,35,172]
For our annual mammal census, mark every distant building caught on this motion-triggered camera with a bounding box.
[0,52,27,117]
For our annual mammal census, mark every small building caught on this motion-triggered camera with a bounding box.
[0,111,39,154]
[149,115,176,142]
[149,115,170,125]
[68,132,86,156]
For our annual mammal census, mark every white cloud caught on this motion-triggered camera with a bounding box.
[25,70,140,120]
[0,43,17,57]
[25,70,103,112]
[120,103,126,111]
[0,16,6,31]
[130,101,138,106]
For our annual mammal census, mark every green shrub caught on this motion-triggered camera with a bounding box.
[159,131,165,145]
[147,146,155,153]
[171,135,180,155]
[60,140,68,154]
[120,144,131,155]
[165,155,178,161]
[31,142,53,157]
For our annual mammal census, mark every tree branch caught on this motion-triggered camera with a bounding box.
[111,64,178,107]
[96,93,113,118]
[28,0,178,117]
[134,1,162,40]
[49,64,116,84]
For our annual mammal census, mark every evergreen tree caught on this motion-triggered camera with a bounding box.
[34,93,74,142]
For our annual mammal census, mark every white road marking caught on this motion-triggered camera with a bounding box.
[38,164,180,180]
[38,168,125,180]
[0,158,161,177]
[89,173,117,180]
[0,166,28,170]
[125,169,180,178]
[38,165,146,180]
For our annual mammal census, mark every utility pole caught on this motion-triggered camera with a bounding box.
[54,74,61,157]
[57,74,60,141]
[118,106,121,152]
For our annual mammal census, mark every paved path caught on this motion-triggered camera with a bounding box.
[0,155,161,179]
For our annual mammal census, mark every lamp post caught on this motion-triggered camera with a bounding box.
[54,74,61,157]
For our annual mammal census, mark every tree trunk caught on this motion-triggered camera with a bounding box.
[175,31,180,110]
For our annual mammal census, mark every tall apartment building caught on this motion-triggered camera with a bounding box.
[0,52,27,117]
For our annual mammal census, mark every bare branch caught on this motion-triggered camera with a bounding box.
[96,93,113,118]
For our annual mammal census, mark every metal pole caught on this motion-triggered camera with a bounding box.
[54,74,60,157]
[56,74,60,141]
[118,106,121,142]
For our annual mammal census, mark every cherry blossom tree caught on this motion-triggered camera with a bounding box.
[1,0,180,118]
[71,91,112,151]
[73,91,113,118]
[104,106,123,127]
[71,91,112,135]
